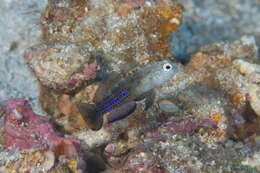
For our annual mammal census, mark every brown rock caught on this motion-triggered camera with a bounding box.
[249,84,260,116]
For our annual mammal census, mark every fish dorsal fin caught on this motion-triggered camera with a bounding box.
[94,72,122,104]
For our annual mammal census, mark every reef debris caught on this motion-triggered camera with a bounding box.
[158,98,180,113]
[0,150,86,173]
[40,0,182,60]
[26,0,182,93]
[35,31,260,172]
[0,150,55,172]
[3,98,80,158]
[166,117,217,134]
[248,81,260,117]
[24,43,97,92]
[19,0,260,171]
[0,98,88,172]
[106,150,169,173]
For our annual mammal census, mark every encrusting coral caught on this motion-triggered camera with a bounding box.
[25,0,182,93]
[13,0,260,172]
[0,98,85,172]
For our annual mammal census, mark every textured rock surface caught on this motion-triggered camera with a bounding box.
[1,0,260,172]
[36,36,260,173]
[249,84,260,117]
[25,43,97,92]
[169,0,260,63]
[0,150,55,172]
[26,0,182,93]
[99,37,260,172]
[0,98,86,172]
[3,98,80,156]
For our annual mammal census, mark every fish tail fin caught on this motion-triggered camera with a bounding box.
[77,102,103,131]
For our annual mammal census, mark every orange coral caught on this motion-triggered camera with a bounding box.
[157,3,182,34]
[117,4,132,16]
[230,92,246,107]
[209,112,222,125]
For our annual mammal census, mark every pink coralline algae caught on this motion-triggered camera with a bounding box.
[111,151,169,173]
[4,98,80,158]
[166,117,217,134]
[83,63,97,79]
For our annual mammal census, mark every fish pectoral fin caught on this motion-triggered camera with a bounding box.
[76,102,103,131]
[106,101,137,124]
[135,89,156,110]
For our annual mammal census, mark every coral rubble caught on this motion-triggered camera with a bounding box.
[15,0,260,172]
[97,36,260,172]
[4,98,79,156]
[25,0,182,92]
[24,43,97,92]
[0,98,84,172]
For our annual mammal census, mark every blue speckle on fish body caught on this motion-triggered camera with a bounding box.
[107,101,137,123]
[96,79,139,114]
[77,60,178,130]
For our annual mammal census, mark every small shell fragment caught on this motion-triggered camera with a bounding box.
[158,99,179,113]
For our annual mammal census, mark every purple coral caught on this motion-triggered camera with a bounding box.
[4,98,80,158]
[166,116,217,134]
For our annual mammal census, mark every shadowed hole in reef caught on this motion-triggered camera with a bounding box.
[242,102,259,123]
[83,151,106,173]
[118,131,129,141]
[227,102,260,141]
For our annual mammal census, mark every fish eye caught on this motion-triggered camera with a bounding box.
[163,63,172,72]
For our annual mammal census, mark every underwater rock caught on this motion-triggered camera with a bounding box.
[39,85,89,133]
[38,0,182,75]
[24,43,97,92]
[0,150,55,172]
[39,85,59,116]
[31,0,183,153]
[248,72,260,117]
[3,98,80,158]
[1,153,86,173]
[34,35,260,172]
[233,59,260,75]
[107,150,169,173]
[33,32,260,172]
[242,150,260,170]
[163,36,259,113]
[56,93,88,131]
[0,106,5,152]
[0,98,88,172]
[249,84,260,117]
[165,36,260,145]
[175,85,228,141]
[39,84,113,149]
[48,157,85,173]
[40,0,88,43]
[233,59,260,116]
[20,0,260,171]
[158,99,180,113]
[166,117,217,134]
[176,85,227,118]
